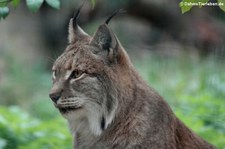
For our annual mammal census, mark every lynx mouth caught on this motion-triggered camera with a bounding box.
[57,106,82,114]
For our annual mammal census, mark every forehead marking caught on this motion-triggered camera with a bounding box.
[65,70,72,80]
[52,71,56,80]
[64,58,73,70]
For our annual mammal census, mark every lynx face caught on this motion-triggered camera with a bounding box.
[49,18,121,135]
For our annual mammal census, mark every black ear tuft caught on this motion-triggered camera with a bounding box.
[68,0,90,43]
[100,116,105,130]
[72,0,86,28]
[105,9,126,25]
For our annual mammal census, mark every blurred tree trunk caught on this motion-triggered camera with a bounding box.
[126,0,225,56]
[38,0,225,58]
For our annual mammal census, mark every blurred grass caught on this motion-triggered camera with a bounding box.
[0,50,224,148]
[0,106,71,149]
[135,54,225,148]
[0,50,72,149]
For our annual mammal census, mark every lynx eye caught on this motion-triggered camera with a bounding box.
[69,70,83,80]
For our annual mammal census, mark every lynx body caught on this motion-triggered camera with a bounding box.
[49,9,216,149]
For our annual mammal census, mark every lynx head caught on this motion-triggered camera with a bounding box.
[49,8,131,135]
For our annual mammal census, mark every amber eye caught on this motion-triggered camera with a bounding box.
[69,70,83,79]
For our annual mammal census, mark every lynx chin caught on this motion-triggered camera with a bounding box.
[49,7,216,149]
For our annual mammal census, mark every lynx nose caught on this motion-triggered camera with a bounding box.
[49,91,62,104]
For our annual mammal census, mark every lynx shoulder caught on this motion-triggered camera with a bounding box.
[49,8,216,149]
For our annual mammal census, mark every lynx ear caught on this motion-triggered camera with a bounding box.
[68,5,90,43]
[90,9,125,55]
[90,24,117,52]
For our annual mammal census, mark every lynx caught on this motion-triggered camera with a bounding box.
[49,7,216,149]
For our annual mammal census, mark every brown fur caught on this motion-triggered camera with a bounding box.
[49,16,216,149]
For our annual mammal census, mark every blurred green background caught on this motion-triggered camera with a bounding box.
[0,0,225,149]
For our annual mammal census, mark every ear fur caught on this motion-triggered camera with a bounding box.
[90,24,117,52]
[68,19,90,43]
[90,9,124,50]
[68,3,90,44]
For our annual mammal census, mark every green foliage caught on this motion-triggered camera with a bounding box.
[26,0,60,12]
[26,0,44,12]
[218,0,225,11]
[11,0,20,7]
[0,0,20,19]
[91,0,95,9]
[0,50,72,148]
[0,0,98,19]
[179,0,225,14]
[0,0,61,19]
[0,0,9,7]
[135,55,225,148]
[0,106,71,149]
[0,50,57,119]
[45,0,60,9]
[0,6,9,19]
